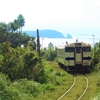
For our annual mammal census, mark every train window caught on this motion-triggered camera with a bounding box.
[75,43,81,46]
[82,47,91,52]
[65,47,74,52]
[76,47,80,53]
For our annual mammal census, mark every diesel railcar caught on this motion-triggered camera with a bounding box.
[57,41,91,72]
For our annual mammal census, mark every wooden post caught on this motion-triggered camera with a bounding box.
[37,29,40,56]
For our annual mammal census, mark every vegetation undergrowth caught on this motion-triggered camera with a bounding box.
[0,60,73,100]
[88,70,100,100]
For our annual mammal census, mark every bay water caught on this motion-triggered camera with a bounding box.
[38,35,100,48]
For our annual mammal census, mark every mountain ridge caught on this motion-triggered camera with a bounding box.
[23,29,72,38]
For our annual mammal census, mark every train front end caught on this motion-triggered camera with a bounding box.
[65,42,91,72]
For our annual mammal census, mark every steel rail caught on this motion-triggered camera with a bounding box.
[78,76,89,100]
[57,77,76,100]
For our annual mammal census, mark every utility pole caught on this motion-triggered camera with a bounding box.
[92,35,95,46]
[42,38,44,49]
[37,29,40,57]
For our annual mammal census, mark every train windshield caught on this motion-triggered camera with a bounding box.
[82,47,91,52]
[76,47,81,53]
[65,47,74,52]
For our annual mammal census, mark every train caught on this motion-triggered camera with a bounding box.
[57,40,91,72]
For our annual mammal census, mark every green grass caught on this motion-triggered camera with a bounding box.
[35,61,100,100]
[82,70,100,100]
[60,75,87,100]
[0,61,100,100]
[35,61,74,100]
[0,60,74,100]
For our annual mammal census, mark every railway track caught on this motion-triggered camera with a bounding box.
[57,75,89,100]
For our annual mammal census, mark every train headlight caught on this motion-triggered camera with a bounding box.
[68,44,70,46]
[86,43,88,45]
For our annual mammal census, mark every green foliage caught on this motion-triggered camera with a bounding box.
[0,42,23,80]
[96,77,100,87]
[0,28,35,48]
[45,84,55,91]
[17,14,25,32]
[0,14,74,100]
[0,42,40,81]
[0,73,11,100]
[10,79,42,98]
[0,55,4,66]
[93,95,100,100]
[0,14,25,33]
[41,42,57,61]
[0,75,42,100]
[91,41,100,70]
[0,14,35,48]
[0,61,68,100]
[0,22,7,32]
[8,22,18,33]
[38,62,48,84]
[43,61,67,86]
[0,73,10,91]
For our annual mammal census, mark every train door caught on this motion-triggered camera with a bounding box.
[75,47,82,66]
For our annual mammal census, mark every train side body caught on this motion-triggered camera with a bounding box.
[57,45,65,66]
[57,42,91,72]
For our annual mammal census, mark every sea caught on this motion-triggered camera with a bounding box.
[37,35,100,48]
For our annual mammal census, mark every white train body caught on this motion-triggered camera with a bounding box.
[57,42,91,72]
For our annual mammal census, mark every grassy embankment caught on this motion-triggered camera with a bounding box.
[82,70,100,100]
[36,61,100,100]
[35,61,74,100]
[0,60,73,100]
[0,61,100,100]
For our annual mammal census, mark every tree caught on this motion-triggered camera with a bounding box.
[17,14,25,32]
[44,43,57,61]
[7,22,18,33]
[91,41,100,70]
[0,42,39,81]
[14,19,19,32]
[0,22,7,32]
[48,42,54,50]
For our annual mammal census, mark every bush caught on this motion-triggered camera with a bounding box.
[0,42,43,81]
[0,72,10,91]
[45,84,55,91]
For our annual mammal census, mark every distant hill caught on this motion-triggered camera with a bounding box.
[66,34,72,38]
[23,29,72,38]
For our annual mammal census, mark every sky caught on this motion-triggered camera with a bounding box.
[0,0,100,36]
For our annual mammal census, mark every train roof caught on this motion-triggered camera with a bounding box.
[57,44,66,49]
[66,42,91,47]
[57,41,91,49]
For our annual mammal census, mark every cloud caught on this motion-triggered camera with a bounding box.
[0,0,100,29]
[28,0,88,23]
[0,0,88,22]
